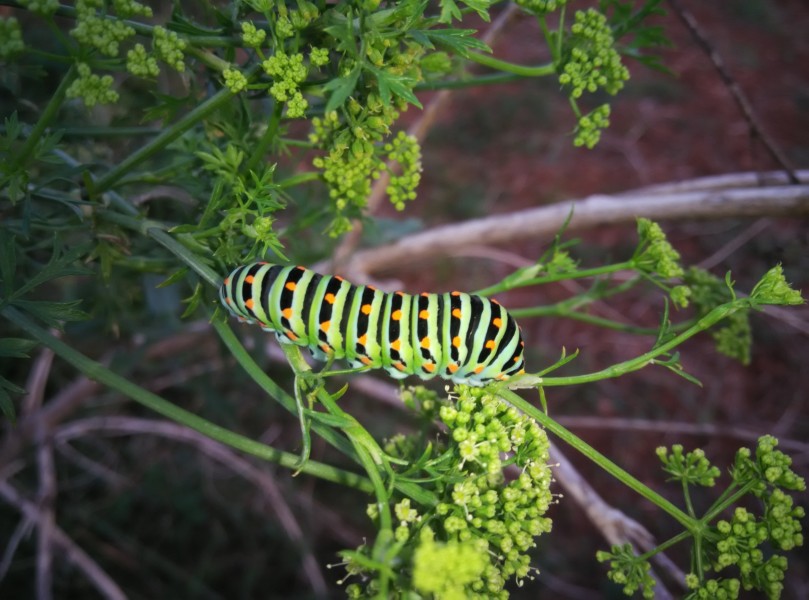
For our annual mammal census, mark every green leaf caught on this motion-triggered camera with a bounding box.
[0,385,16,423]
[158,267,190,288]
[180,283,203,319]
[324,68,361,113]
[2,112,22,144]
[13,241,93,300]
[459,0,492,22]
[14,299,89,328]
[0,338,38,358]
[662,361,703,387]
[439,0,462,23]
[418,28,491,58]
[0,230,16,292]
[367,67,422,108]
[0,376,26,395]
[305,410,356,428]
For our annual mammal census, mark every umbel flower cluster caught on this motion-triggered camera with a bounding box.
[345,386,554,599]
[600,436,804,600]
[311,106,422,236]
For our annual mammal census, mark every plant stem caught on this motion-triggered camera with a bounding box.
[499,388,695,530]
[92,65,258,194]
[539,300,748,386]
[277,171,321,188]
[14,63,77,169]
[474,261,636,296]
[414,72,523,91]
[244,101,283,175]
[464,51,555,77]
[1,305,372,490]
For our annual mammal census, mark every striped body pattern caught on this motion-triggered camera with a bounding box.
[220,263,526,386]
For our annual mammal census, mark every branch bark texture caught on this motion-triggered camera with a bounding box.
[343,171,809,277]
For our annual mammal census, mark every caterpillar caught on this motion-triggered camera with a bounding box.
[220,263,526,386]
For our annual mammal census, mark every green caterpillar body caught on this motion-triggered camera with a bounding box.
[220,263,526,386]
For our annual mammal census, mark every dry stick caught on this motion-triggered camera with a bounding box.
[0,329,212,470]
[329,4,522,270]
[0,481,127,600]
[54,442,130,489]
[0,376,100,468]
[697,218,772,270]
[548,444,683,599]
[344,177,809,275]
[24,346,57,600]
[667,0,799,184]
[629,170,809,195]
[54,416,329,597]
[0,518,33,582]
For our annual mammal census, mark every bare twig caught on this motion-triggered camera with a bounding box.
[0,481,127,600]
[54,441,130,489]
[0,328,212,469]
[631,170,808,195]
[54,416,329,596]
[35,439,56,600]
[667,0,799,183]
[342,175,809,277]
[24,345,58,600]
[697,218,771,270]
[549,443,685,597]
[0,517,34,582]
[761,305,809,338]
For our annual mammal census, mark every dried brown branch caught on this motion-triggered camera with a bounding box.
[549,443,685,598]
[0,481,127,600]
[0,328,212,470]
[667,0,799,183]
[342,172,809,277]
[53,416,328,596]
[0,517,33,582]
[23,345,58,600]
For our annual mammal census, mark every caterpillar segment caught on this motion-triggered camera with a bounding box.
[220,263,526,386]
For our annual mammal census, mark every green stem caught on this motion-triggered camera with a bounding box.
[539,300,748,387]
[186,46,232,72]
[13,63,77,169]
[92,69,254,194]
[148,227,221,287]
[213,319,361,462]
[279,343,396,596]
[244,101,283,175]
[58,126,164,138]
[700,480,757,524]
[277,171,321,188]
[464,52,555,77]
[513,308,667,335]
[499,387,695,530]
[98,211,222,287]
[474,261,636,296]
[640,529,691,561]
[1,305,372,491]
[414,72,524,91]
